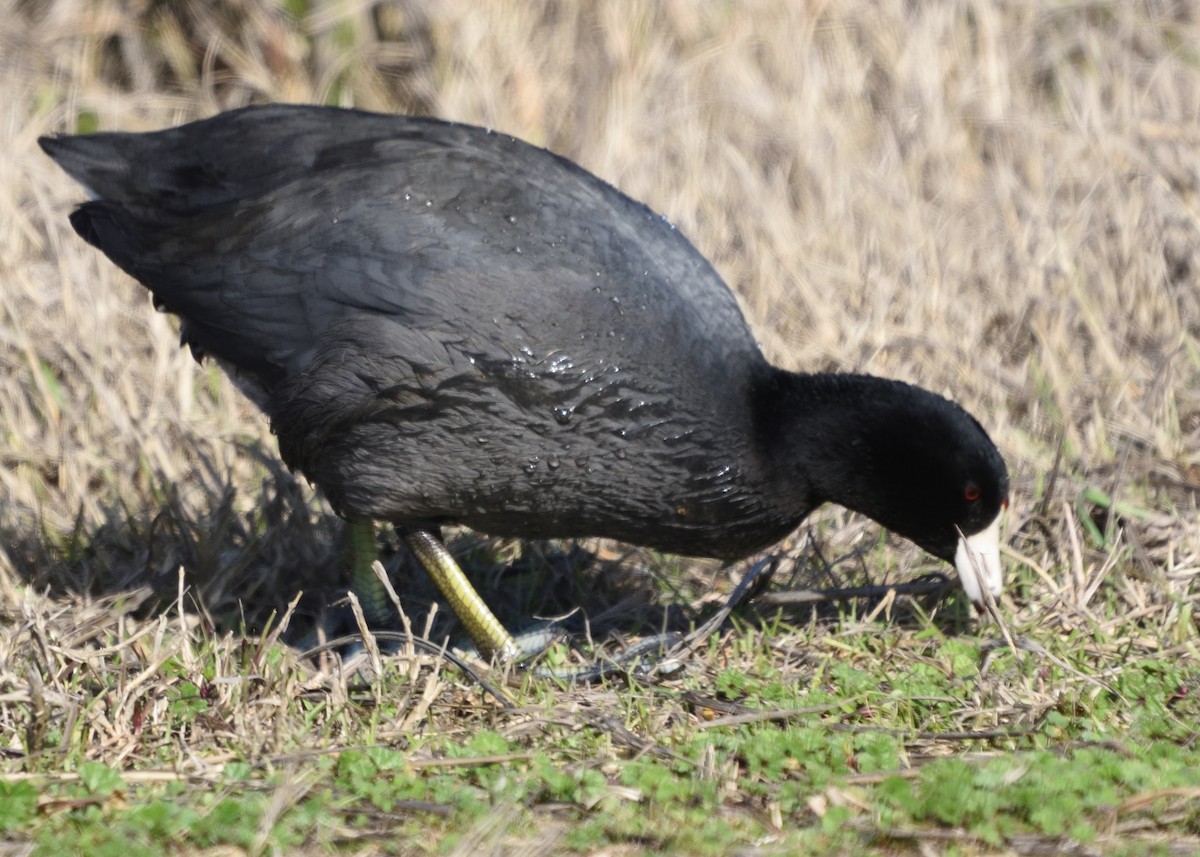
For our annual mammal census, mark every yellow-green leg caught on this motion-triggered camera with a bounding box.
[343,520,519,661]
[345,520,395,628]
[397,527,520,662]
[343,523,766,680]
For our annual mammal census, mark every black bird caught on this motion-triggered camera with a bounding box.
[41,104,1009,659]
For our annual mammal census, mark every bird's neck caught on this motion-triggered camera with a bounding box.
[753,370,921,517]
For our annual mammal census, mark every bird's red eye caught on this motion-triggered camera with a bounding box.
[964,482,981,502]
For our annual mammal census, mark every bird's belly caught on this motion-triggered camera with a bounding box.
[271,326,800,559]
[309,412,798,561]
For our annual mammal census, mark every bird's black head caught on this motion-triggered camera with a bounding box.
[860,384,1009,604]
[785,374,1009,605]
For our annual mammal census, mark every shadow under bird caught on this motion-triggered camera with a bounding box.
[41,104,1009,661]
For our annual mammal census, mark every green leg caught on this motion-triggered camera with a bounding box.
[398,527,520,662]
[346,520,395,628]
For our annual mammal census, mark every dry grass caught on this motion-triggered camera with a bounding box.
[1,0,1199,853]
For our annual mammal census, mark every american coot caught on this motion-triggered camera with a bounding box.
[41,104,1009,660]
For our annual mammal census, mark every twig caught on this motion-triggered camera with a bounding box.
[752,576,951,606]
[300,632,513,709]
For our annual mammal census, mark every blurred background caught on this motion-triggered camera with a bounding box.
[1,0,1197,634]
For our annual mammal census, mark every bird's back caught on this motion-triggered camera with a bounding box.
[42,105,793,557]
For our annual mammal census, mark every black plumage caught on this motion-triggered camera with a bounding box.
[41,104,1009,624]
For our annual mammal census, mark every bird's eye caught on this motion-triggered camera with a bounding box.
[964,482,981,502]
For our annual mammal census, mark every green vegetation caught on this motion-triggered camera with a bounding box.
[5,581,1198,854]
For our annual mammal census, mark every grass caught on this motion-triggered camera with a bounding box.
[5,604,1198,854]
[2,0,1199,854]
